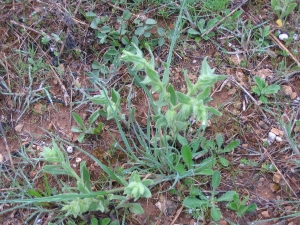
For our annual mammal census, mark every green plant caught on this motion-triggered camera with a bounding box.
[71,111,103,143]
[120,43,226,142]
[1,141,154,219]
[252,76,280,104]
[226,193,257,217]
[187,16,222,41]
[183,171,238,221]
[201,133,240,167]
[271,0,297,21]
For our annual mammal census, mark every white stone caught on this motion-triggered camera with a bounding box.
[75,157,82,163]
[279,33,289,41]
[268,132,276,143]
[66,146,73,153]
[276,136,283,142]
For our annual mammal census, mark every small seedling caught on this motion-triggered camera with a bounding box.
[188,16,221,41]
[252,76,280,104]
[71,111,103,143]
[226,193,257,217]
[183,171,238,221]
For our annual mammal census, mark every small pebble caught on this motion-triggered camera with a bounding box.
[275,136,282,142]
[66,146,73,153]
[293,33,299,41]
[75,157,82,163]
[278,33,289,41]
[268,132,276,143]
[14,124,24,132]
[192,59,197,64]
[0,154,3,163]
[72,163,77,168]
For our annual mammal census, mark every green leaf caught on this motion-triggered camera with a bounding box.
[165,110,176,126]
[259,95,268,104]
[100,26,111,33]
[223,140,240,152]
[176,92,191,104]
[128,203,144,214]
[252,86,261,96]
[90,17,101,29]
[27,189,43,198]
[282,3,297,18]
[216,133,223,149]
[167,84,177,105]
[196,87,211,100]
[211,205,221,221]
[177,134,188,146]
[219,156,229,167]
[145,18,157,25]
[188,28,201,35]
[212,170,221,189]
[121,35,130,45]
[51,33,61,42]
[94,122,103,135]
[217,191,237,202]
[88,110,100,126]
[181,145,193,170]
[71,126,83,133]
[145,65,160,82]
[135,27,145,36]
[253,76,266,90]
[77,133,86,143]
[111,89,120,103]
[122,10,131,20]
[72,112,84,129]
[183,196,207,208]
[43,165,72,176]
[175,163,186,173]
[80,161,91,192]
[239,204,257,216]
[263,84,280,95]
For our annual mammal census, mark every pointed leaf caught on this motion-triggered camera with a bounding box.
[167,84,177,105]
[212,170,221,189]
[217,191,237,202]
[211,206,221,221]
[72,112,84,129]
[223,140,240,152]
[80,161,91,192]
[181,145,193,170]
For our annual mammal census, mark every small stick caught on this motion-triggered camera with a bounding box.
[170,206,184,225]
[0,122,15,171]
[48,65,70,106]
[201,0,249,37]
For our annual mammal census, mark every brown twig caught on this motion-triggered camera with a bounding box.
[201,0,249,37]
[48,65,70,106]
[0,123,15,171]
[170,206,184,225]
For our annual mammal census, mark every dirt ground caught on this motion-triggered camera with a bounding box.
[1,0,300,225]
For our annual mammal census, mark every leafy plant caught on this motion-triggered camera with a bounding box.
[251,76,280,104]
[71,111,103,143]
[24,142,153,218]
[226,193,257,217]
[183,171,237,221]
[120,43,226,142]
[201,133,240,167]
[271,0,297,21]
[188,16,222,41]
